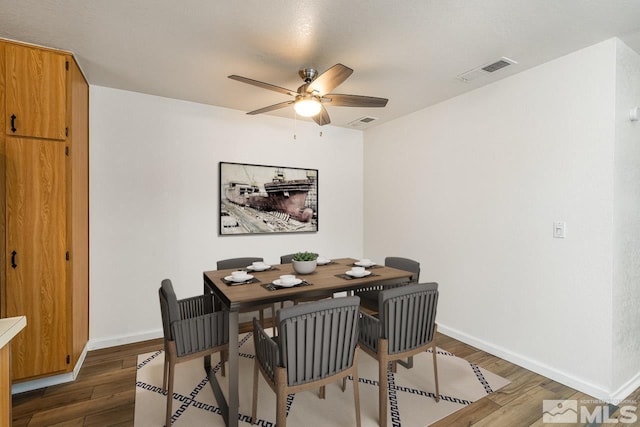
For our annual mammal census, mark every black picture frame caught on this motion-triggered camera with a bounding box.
[219,162,318,235]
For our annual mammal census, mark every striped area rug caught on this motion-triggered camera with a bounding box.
[134,333,509,426]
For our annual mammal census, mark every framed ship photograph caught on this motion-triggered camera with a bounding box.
[219,162,318,235]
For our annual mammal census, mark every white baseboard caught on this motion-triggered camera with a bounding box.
[610,370,640,402]
[72,343,89,378]
[12,343,89,395]
[87,329,163,351]
[436,323,640,402]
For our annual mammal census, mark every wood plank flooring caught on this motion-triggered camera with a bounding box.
[11,331,639,426]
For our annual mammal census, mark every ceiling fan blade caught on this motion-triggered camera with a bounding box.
[247,100,294,115]
[307,64,353,96]
[322,94,389,108]
[228,75,297,97]
[312,104,331,126]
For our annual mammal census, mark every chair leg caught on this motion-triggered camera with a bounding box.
[259,309,265,328]
[379,340,389,427]
[397,356,413,369]
[319,386,325,399]
[251,359,259,424]
[162,358,169,391]
[165,360,175,427]
[276,389,287,427]
[432,344,440,402]
[272,304,277,335]
[221,350,227,377]
[274,368,288,427]
[379,359,389,427]
[352,352,362,427]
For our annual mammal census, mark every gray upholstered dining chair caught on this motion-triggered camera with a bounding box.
[217,257,276,333]
[355,257,421,369]
[355,256,421,312]
[252,296,362,427]
[217,257,265,271]
[159,279,229,427]
[279,253,295,264]
[358,283,439,427]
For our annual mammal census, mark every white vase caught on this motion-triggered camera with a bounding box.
[292,260,317,275]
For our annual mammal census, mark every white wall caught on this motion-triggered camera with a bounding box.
[612,39,640,395]
[89,87,364,348]
[363,39,620,399]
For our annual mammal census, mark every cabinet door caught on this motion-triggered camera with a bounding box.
[5,44,66,140]
[5,137,67,379]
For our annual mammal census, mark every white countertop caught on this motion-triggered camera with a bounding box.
[0,316,26,349]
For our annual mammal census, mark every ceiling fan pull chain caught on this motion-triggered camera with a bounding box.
[293,109,297,141]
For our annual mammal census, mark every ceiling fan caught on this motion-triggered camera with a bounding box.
[228,63,388,126]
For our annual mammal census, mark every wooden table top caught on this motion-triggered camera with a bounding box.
[203,257,413,310]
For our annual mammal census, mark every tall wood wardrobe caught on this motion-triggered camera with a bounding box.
[0,39,89,382]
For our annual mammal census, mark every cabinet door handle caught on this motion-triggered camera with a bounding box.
[10,114,17,133]
[11,251,17,269]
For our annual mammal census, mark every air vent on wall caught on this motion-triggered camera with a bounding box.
[348,116,378,128]
[457,57,517,82]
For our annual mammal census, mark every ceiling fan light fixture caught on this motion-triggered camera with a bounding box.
[229,63,388,126]
[294,97,322,117]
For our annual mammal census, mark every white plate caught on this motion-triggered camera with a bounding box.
[355,261,376,267]
[246,265,271,271]
[316,258,331,265]
[273,278,302,287]
[346,270,372,278]
[225,274,254,283]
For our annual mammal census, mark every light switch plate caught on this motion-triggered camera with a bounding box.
[553,222,566,238]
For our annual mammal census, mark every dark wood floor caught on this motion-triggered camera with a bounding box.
[11,330,640,426]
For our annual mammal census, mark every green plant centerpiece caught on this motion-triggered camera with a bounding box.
[292,251,318,275]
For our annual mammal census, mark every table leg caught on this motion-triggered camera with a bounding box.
[205,306,239,427]
[227,309,239,427]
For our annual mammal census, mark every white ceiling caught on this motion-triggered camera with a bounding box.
[2,0,640,129]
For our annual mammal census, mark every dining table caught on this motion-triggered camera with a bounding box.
[202,257,413,427]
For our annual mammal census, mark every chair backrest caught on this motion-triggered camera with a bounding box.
[217,257,264,270]
[279,253,295,264]
[378,283,438,354]
[159,279,180,341]
[159,279,228,356]
[277,296,360,387]
[385,257,420,283]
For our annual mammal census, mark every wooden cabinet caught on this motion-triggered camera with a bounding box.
[0,39,88,382]
[6,137,68,379]
[5,44,67,140]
